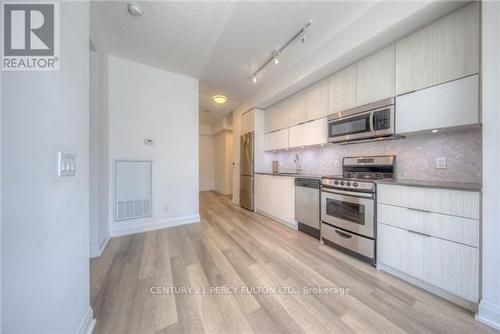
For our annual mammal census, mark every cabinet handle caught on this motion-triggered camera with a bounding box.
[335,229,353,239]
[407,207,432,214]
[407,229,431,238]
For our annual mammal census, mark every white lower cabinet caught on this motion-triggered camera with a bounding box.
[255,174,295,226]
[377,184,480,305]
[378,223,479,303]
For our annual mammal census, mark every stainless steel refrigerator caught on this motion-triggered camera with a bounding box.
[240,132,254,211]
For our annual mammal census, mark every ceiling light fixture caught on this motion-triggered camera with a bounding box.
[212,95,228,104]
[127,2,143,17]
[250,21,312,83]
[432,129,439,133]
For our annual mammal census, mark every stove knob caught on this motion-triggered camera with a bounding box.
[346,181,351,186]
[340,181,345,186]
[334,180,339,185]
[353,182,358,187]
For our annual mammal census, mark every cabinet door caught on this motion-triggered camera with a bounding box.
[288,124,305,149]
[306,78,329,121]
[264,129,289,151]
[273,129,289,150]
[255,175,276,216]
[241,109,255,135]
[276,177,295,224]
[395,3,479,95]
[255,175,266,212]
[396,74,479,135]
[422,236,479,302]
[357,45,395,105]
[302,118,327,147]
[268,102,287,132]
[287,92,307,127]
[328,64,357,114]
[378,223,425,280]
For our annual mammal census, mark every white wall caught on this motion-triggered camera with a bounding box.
[1,2,93,333]
[89,49,110,257]
[107,55,199,237]
[477,1,500,330]
[214,130,233,195]
[199,134,215,191]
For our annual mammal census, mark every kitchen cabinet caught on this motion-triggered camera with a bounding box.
[396,74,479,134]
[306,78,329,121]
[395,2,479,95]
[289,118,327,149]
[328,64,357,114]
[240,109,255,135]
[287,92,307,127]
[255,174,295,226]
[377,184,480,306]
[267,101,289,133]
[356,45,395,106]
[264,128,289,151]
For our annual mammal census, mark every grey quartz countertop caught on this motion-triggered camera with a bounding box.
[376,179,482,192]
[255,172,323,180]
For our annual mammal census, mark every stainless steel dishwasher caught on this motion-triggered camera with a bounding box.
[295,178,321,239]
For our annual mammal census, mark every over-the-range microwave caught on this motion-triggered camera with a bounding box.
[328,98,395,144]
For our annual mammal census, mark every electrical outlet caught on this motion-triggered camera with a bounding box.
[435,157,447,169]
[334,159,340,168]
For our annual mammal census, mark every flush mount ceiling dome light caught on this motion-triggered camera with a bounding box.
[127,2,143,17]
[212,95,228,104]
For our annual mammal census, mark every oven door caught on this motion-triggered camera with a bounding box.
[321,188,375,238]
[328,112,373,143]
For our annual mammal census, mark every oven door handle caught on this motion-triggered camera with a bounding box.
[321,188,374,199]
[335,229,353,239]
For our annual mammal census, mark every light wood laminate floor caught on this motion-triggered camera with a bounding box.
[91,191,497,334]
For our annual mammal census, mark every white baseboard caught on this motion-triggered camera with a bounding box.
[90,237,109,258]
[109,214,200,238]
[476,300,500,330]
[76,306,96,334]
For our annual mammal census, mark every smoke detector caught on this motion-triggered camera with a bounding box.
[127,2,143,17]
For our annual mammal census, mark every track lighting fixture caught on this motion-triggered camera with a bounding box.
[249,21,311,84]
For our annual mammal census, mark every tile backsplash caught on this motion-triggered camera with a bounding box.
[268,128,482,183]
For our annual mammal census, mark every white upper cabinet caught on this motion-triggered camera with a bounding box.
[396,74,479,134]
[395,2,479,95]
[357,45,395,105]
[328,64,357,114]
[288,118,327,149]
[305,78,329,121]
[240,109,255,135]
[269,101,289,132]
[264,128,289,151]
[287,92,307,127]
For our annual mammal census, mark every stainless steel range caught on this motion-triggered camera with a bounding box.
[320,155,395,265]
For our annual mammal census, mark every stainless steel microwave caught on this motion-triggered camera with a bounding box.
[328,98,395,144]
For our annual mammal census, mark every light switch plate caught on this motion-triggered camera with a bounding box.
[58,152,76,176]
[334,159,340,168]
[435,157,447,169]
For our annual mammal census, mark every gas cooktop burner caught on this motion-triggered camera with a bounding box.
[321,156,396,193]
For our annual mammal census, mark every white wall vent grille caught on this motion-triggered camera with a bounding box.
[115,161,152,222]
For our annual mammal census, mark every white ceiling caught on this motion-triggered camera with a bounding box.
[90,1,466,125]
